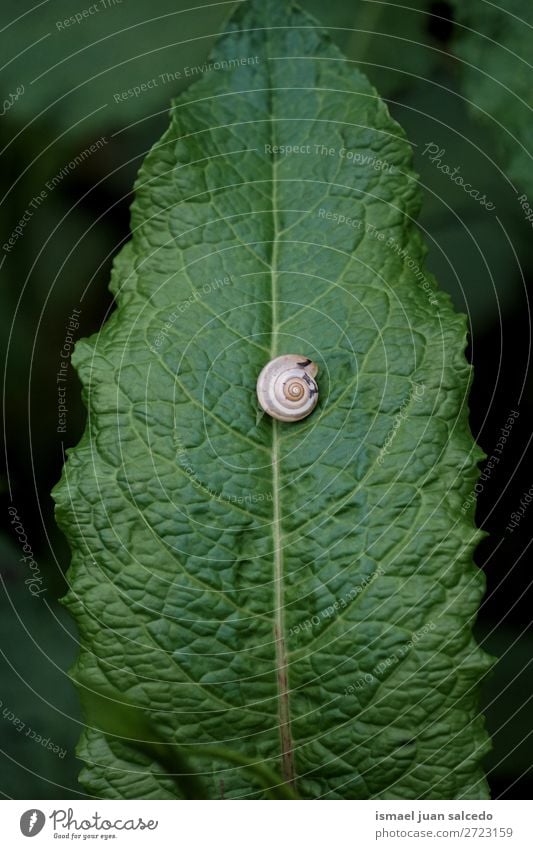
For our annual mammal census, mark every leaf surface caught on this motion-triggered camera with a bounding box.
[54,0,491,800]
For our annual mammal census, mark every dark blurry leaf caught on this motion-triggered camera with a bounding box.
[477,624,533,784]
[316,0,441,96]
[1,0,231,138]
[0,537,84,798]
[394,74,530,331]
[453,0,533,197]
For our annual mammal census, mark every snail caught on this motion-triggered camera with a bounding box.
[256,354,319,422]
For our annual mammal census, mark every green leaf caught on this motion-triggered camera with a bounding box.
[453,0,533,196]
[74,688,299,798]
[54,0,491,799]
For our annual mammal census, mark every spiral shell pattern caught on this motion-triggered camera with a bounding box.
[256,354,319,422]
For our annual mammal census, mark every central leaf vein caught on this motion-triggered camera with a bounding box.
[269,81,296,787]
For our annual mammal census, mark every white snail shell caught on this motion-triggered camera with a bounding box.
[256,354,319,422]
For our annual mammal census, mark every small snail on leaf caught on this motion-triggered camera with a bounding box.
[256,354,319,422]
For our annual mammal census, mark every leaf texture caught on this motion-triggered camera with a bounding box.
[54,0,491,799]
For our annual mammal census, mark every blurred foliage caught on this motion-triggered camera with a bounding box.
[306,0,440,96]
[477,622,533,791]
[0,538,84,798]
[397,72,530,330]
[1,0,440,142]
[453,0,533,198]
[1,0,229,139]
[1,0,532,799]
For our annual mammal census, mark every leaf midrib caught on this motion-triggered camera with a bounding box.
[268,76,296,787]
